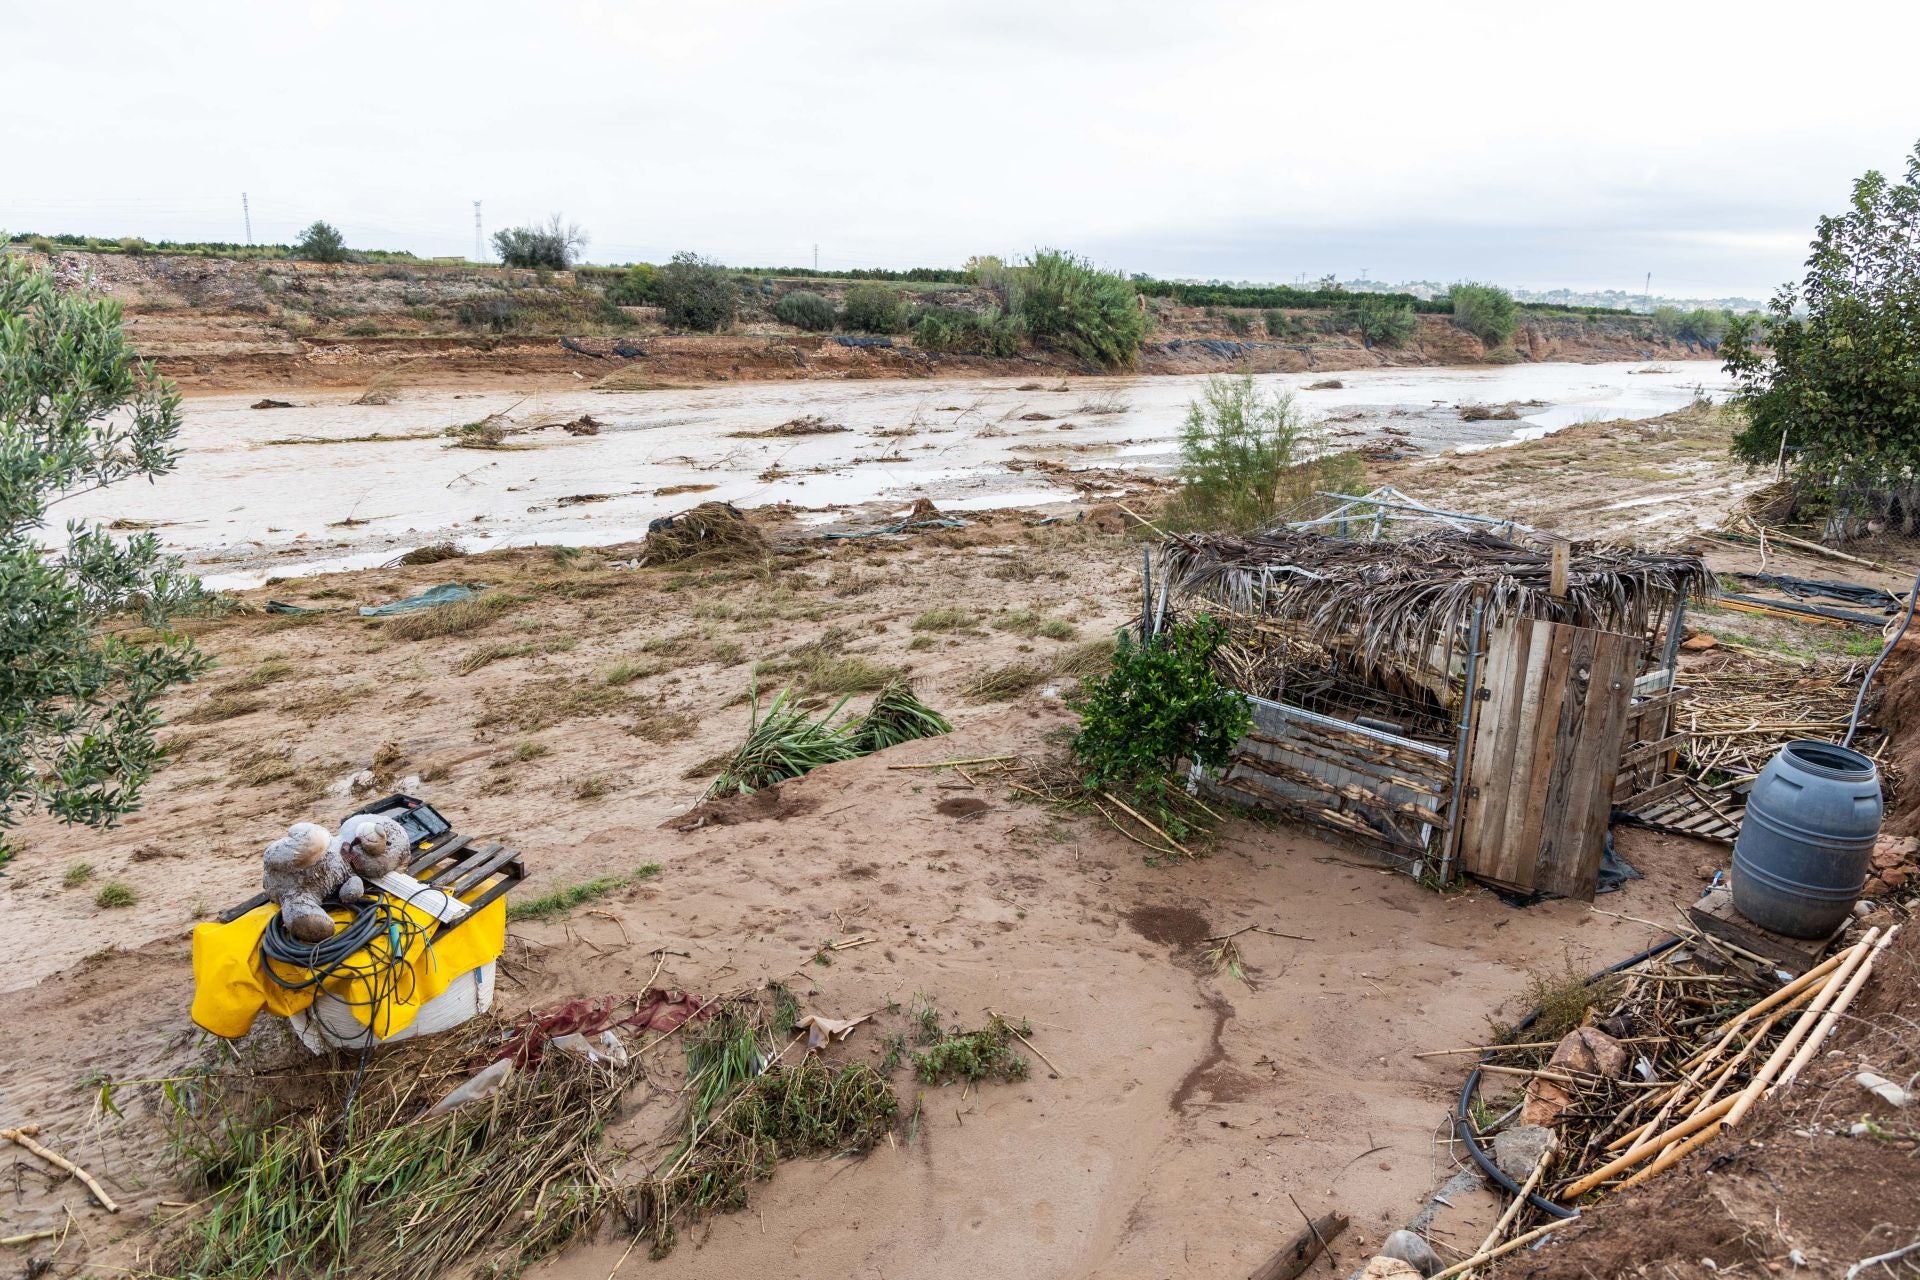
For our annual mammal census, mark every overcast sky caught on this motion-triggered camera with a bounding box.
[7,0,1916,299]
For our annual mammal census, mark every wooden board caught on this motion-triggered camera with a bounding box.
[1459,619,1642,898]
[1687,884,1842,976]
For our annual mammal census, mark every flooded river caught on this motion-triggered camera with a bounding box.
[76,361,1729,588]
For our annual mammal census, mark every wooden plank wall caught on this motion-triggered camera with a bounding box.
[1214,698,1454,868]
[1459,620,1642,898]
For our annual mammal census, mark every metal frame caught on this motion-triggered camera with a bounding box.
[1282,485,1542,541]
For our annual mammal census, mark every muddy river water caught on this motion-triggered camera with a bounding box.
[76,361,1729,588]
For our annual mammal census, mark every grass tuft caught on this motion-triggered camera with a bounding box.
[505,863,661,922]
[382,592,514,641]
[63,860,95,888]
[95,881,138,909]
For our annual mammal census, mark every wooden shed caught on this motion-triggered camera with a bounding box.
[1158,489,1712,899]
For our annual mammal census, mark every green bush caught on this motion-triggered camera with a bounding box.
[1010,249,1148,369]
[1263,309,1292,338]
[839,283,903,333]
[910,305,1022,356]
[655,252,738,332]
[1221,312,1252,336]
[0,255,211,861]
[293,221,348,264]
[1725,141,1920,526]
[1448,281,1518,345]
[773,289,836,332]
[1162,372,1353,532]
[493,216,585,270]
[1349,297,1419,348]
[456,296,520,332]
[1071,617,1251,809]
[1652,305,1731,349]
[605,262,656,306]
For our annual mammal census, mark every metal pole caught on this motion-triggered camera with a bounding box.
[1661,595,1687,678]
[1439,594,1487,885]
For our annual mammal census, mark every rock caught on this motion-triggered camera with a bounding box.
[1523,1026,1628,1125]
[1680,632,1720,652]
[1360,1259,1423,1280]
[1492,1124,1554,1181]
[1084,503,1130,535]
[1857,1071,1912,1107]
[250,397,294,409]
[1379,1229,1444,1277]
[348,768,377,795]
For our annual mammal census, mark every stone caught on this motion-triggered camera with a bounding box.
[1360,1259,1423,1280]
[1680,632,1720,651]
[1379,1229,1444,1277]
[1492,1124,1554,1181]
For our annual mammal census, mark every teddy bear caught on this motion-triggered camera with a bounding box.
[262,821,364,943]
[336,812,411,881]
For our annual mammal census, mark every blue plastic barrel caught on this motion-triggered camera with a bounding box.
[1731,740,1882,939]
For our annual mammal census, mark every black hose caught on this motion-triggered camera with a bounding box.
[1843,566,1920,749]
[1453,936,1685,1219]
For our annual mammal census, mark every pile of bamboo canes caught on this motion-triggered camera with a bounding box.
[1680,662,1885,778]
[1554,925,1899,1200]
[1443,924,1899,1276]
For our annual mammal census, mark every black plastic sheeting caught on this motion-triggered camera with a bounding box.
[834,336,894,348]
[1733,571,1901,611]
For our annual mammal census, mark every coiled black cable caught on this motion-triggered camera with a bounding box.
[1453,936,1685,1220]
[262,894,434,1119]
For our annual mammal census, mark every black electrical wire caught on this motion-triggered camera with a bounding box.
[1843,566,1920,749]
[1453,936,1685,1220]
[261,893,433,1121]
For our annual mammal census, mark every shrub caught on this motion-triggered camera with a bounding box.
[839,283,903,333]
[773,290,836,332]
[293,221,348,263]
[1010,249,1147,369]
[95,880,138,908]
[910,304,1022,356]
[492,215,586,270]
[1163,372,1339,531]
[1653,305,1731,349]
[1349,297,1419,348]
[1263,309,1290,337]
[0,256,210,861]
[1448,281,1518,345]
[1070,616,1251,809]
[346,318,380,337]
[605,262,656,305]
[456,296,519,332]
[1221,312,1252,336]
[1725,141,1920,528]
[655,252,738,332]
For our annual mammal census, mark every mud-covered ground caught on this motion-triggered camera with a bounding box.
[1,393,1912,1280]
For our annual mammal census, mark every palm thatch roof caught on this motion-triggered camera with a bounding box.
[1160,528,1714,673]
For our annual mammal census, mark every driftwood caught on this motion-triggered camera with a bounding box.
[1247,1211,1348,1280]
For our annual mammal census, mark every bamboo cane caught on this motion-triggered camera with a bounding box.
[1723,930,1876,1128]
[1475,1134,1553,1258]
[1770,926,1899,1094]
[1561,1096,1739,1199]
[1430,1218,1578,1279]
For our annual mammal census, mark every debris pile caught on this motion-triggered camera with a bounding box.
[639,501,768,567]
[1452,923,1901,1264]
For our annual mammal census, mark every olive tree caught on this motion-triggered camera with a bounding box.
[0,254,209,860]
[1724,142,1920,530]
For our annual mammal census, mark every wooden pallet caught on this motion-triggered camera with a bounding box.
[1687,883,1845,976]
[1619,778,1744,844]
[217,830,525,937]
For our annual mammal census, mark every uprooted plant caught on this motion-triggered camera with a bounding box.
[706,679,953,797]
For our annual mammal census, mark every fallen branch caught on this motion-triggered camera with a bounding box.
[1,1126,118,1213]
[1247,1209,1348,1280]
[987,1007,1066,1078]
[1100,790,1194,858]
[1431,1218,1576,1279]
[886,755,1017,771]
